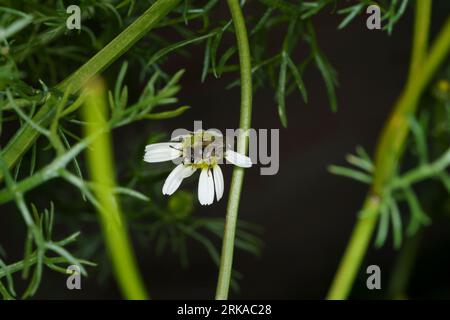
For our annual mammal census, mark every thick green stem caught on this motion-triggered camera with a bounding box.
[327,2,450,299]
[0,0,180,181]
[82,78,148,300]
[57,0,180,93]
[408,1,431,81]
[327,196,380,299]
[215,0,252,300]
[387,231,423,299]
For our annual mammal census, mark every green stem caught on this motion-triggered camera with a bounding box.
[215,0,252,300]
[0,0,180,182]
[387,231,423,299]
[58,0,180,93]
[82,78,148,300]
[390,148,450,189]
[328,195,381,299]
[327,2,450,299]
[0,256,92,279]
[408,0,431,80]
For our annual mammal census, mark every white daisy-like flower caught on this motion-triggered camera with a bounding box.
[143,130,252,205]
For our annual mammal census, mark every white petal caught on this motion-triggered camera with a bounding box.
[162,164,186,195]
[198,169,208,205]
[144,147,181,163]
[225,150,252,168]
[183,166,197,178]
[198,169,215,205]
[145,142,181,152]
[213,165,224,201]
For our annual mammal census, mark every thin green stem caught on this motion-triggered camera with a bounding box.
[215,0,252,300]
[0,0,180,182]
[0,256,92,279]
[327,2,450,299]
[0,134,96,204]
[390,148,450,189]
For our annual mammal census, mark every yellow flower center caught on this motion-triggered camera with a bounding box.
[180,131,223,169]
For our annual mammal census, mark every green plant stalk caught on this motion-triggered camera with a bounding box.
[387,231,423,299]
[408,1,431,81]
[215,0,252,300]
[82,78,148,300]
[327,2,450,299]
[0,0,180,182]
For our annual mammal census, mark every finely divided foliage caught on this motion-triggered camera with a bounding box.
[0,0,448,300]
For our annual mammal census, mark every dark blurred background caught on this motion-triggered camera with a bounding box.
[1,2,450,299]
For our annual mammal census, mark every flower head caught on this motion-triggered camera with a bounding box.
[144,130,252,205]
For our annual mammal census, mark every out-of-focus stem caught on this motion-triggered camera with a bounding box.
[82,78,148,300]
[388,231,423,299]
[327,1,450,300]
[215,0,252,300]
